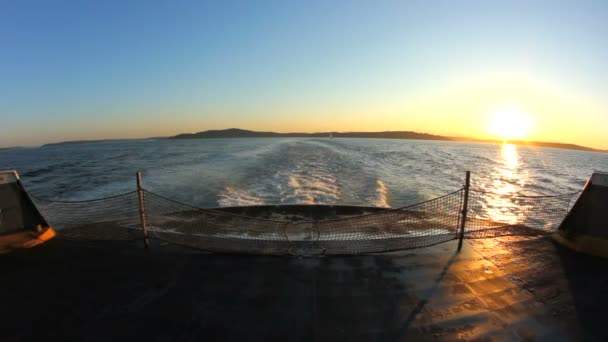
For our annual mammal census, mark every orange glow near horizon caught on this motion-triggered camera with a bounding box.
[1,71,606,150]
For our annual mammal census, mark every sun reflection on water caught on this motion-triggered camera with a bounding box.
[480,144,529,225]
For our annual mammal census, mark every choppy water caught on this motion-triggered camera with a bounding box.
[1,138,607,209]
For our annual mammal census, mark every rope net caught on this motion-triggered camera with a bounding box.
[465,190,577,238]
[33,192,143,240]
[142,191,291,255]
[315,190,464,254]
[31,186,579,255]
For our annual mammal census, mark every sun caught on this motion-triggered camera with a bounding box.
[488,107,532,140]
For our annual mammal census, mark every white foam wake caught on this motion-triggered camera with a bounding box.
[372,179,390,208]
[217,186,265,207]
[276,168,339,204]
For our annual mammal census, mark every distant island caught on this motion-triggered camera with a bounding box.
[169,128,606,153]
[170,128,450,141]
[0,146,25,152]
[42,137,165,148]
[41,128,606,153]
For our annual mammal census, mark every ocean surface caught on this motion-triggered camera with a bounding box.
[1,138,607,208]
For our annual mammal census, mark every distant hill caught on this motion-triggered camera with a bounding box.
[42,137,165,148]
[170,128,606,153]
[448,136,605,152]
[0,146,24,152]
[170,128,451,141]
[510,140,602,151]
[36,128,606,153]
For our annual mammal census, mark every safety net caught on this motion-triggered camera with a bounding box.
[314,190,464,254]
[31,186,579,255]
[465,189,577,239]
[34,192,144,240]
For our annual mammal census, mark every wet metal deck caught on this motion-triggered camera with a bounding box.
[1,236,606,341]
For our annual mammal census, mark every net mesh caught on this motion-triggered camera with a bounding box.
[30,186,580,255]
[142,191,291,255]
[33,192,143,240]
[465,189,577,238]
[315,190,464,254]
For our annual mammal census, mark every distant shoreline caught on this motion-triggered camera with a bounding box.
[38,128,606,153]
[0,146,25,152]
[41,137,164,148]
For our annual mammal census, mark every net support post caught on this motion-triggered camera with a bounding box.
[457,171,471,251]
[136,171,150,249]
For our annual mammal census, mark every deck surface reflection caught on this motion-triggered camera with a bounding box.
[1,236,606,341]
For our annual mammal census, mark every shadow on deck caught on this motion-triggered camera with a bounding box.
[1,236,606,341]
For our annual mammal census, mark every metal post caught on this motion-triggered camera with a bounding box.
[458,171,471,251]
[136,171,150,249]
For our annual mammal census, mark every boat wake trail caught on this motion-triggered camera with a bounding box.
[275,165,339,205]
[217,186,265,207]
[371,179,390,208]
[215,140,342,206]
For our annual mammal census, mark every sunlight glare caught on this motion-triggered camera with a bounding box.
[488,107,532,140]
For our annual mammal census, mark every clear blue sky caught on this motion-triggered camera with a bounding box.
[1,0,607,148]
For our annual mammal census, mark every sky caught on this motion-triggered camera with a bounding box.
[1,0,607,148]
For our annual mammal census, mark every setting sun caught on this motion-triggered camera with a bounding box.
[488,107,532,140]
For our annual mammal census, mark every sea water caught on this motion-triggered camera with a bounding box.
[1,138,607,209]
